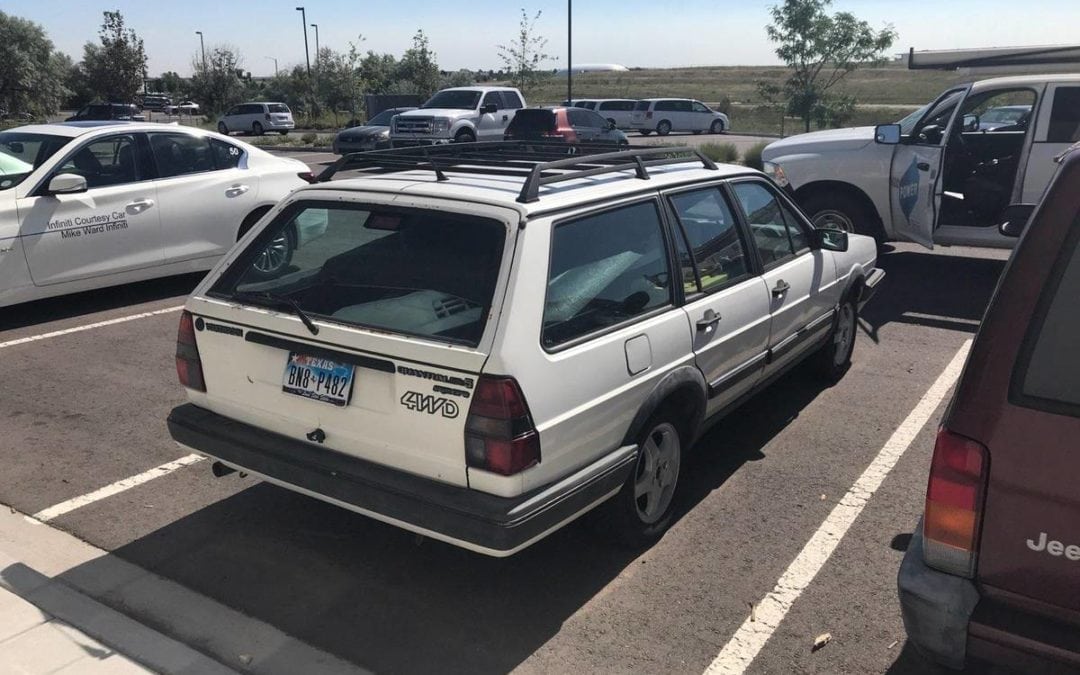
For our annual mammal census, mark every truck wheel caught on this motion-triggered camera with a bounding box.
[810,295,857,383]
[802,191,884,244]
[454,129,476,143]
[601,412,683,548]
[656,120,672,136]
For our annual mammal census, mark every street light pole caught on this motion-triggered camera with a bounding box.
[310,24,320,66]
[265,56,278,76]
[195,31,205,70]
[295,7,311,77]
[567,0,572,104]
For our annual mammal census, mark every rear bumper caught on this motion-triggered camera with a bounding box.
[898,523,980,670]
[167,403,636,556]
[858,267,885,310]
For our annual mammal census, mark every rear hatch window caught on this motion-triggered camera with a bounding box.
[268,104,291,114]
[634,101,651,111]
[210,201,507,347]
[505,109,556,137]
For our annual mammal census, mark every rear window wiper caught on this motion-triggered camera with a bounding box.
[234,290,320,335]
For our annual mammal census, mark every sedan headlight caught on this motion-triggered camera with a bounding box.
[761,161,789,188]
[432,117,450,134]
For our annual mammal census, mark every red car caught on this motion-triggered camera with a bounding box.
[899,144,1080,671]
[504,107,629,146]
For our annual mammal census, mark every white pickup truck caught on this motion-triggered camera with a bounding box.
[390,86,526,146]
[761,74,1080,248]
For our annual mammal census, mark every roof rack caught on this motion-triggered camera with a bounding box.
[314,141,718,203]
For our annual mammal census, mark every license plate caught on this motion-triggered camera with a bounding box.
[282,353,355,407]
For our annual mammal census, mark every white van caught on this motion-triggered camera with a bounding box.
[632,99,730,136]
[218,102,296,136]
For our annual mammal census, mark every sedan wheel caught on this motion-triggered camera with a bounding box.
[633,422,681,524]
[249,230,294,278]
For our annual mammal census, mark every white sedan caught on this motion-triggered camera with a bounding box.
[0,122,313,308]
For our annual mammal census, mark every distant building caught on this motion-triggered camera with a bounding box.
[554,63,630,75]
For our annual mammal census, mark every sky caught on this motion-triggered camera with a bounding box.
[7,0,1080,77]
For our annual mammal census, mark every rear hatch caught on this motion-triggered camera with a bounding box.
[268,103,293,124]
[631,101,651,125]
[504,109,557,140]
[184,192,518,487]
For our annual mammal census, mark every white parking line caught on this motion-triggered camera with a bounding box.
[31,454,205,522]
[703,339,973,675]
[0,306,183,350]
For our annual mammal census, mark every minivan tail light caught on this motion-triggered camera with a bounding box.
[175,310,206,392]
[465,376,539,476]
[923,428,988,578]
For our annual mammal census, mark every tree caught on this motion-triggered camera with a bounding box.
[762,0,895,132]
[358,51,398,95]
[396,30,440,99]
[314,41,364,125]
[157,71,185,96]
[189,45,246,114]
[79,11,147,102]
[0,11,72,117]
[497,9,553,96]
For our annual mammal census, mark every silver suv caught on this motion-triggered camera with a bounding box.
[167,143,883,556]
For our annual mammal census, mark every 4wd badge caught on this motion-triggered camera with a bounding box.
[400,391,460,418]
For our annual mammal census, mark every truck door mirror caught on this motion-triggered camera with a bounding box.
[874,124,901,145]
[1000,204,1035,237]
[481,103,498,114]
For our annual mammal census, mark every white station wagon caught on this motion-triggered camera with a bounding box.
[0,122,313,308]
[167,143,883,556]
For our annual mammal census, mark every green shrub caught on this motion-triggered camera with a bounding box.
[699,142,739,164]
[301,132,318,144]
[743,141,770,171]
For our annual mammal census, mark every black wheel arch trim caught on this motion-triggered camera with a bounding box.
[621,365,708,447]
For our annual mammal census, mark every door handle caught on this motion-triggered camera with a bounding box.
[696,309,721,331]
[125,199,154,213]
[225,184,250,197]
[772,279,791,297]
[917,162,930,171]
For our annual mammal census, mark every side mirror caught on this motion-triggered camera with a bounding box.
[481,103,498,114]
[874,124,901,145]
[47,173,88,195]
[999,204,1035,237]
[810,227,849,252]
[607,121,617,130]
[962,114,980,133]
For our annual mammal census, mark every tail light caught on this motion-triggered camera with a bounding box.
[923,428,988,577]
[465,376,540,475]
[265,113,271,121]
[297,171,316,183]
[175,310,206,392]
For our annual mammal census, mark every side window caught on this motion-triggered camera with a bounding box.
[588,111,609,127]
[598,101,615,111]
[543,201,672,348]
[676,101,694,113]
[482,92,501,110]
[1048,87,1080,143]
[656,101,676,112]
[149,133,215,178]
[618,101,636,111]
[692,102,710,113]
[669,188,750,293]
[56,134,141,189]
[501,91,524,109]
[732,182,808,266]
[225,107,237,116]
[567,109,595,128]
[211,139,244,169]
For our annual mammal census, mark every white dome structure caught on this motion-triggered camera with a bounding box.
[555,63,630,75]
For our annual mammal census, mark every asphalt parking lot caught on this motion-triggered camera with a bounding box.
[0,234,1009,673]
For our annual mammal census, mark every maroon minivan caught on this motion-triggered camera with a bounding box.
[898,144,1080,671]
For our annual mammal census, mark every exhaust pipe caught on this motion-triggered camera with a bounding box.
[211,461,236,477]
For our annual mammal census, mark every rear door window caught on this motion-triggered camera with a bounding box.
[212,202,507,347]
[1014,215,1080,415]
[543,201,672,348]
[1047,87,1080,143]
[634,101,651,112]
[149,133,215,178]
[500,91,524,109]
[567,109,596,128]
[668,187,750,293]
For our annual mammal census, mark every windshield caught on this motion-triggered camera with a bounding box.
[422,90,481,110]
[211,202,507,347]
[367,109,398,126]
[0,133,72,190]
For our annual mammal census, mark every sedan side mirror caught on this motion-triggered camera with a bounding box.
[999,203,1035,237]
[874,124,901,145]
[48,173,88,195]
[481,103,498,114]
[810,227,849,252]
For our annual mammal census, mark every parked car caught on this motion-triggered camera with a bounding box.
[503,107,629,146]
[167,101,201,115]
[390,86,526,146]
[166,142,883,557]
[217,102,295,136]
[0,122,314,308]
[975,104,1032,131]
[631,99,730,136]
[332,107,417,154]
[593,99,640,129]
[65,103,145,123]
[898,144,1080,671]
[139,94,172,112]
[760,74,1080,248]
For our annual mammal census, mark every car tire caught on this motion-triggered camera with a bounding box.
[454,129,476,143]
[656,120,672,136]
[639,130,652,136]
[279,130,289,136]
[246,223,296,280]
[710,120,725,134]
[601,412,684,549]
[217,122,229,135]
[811,295,857,383]
[801,190,885,245]
[252,121,264,136]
